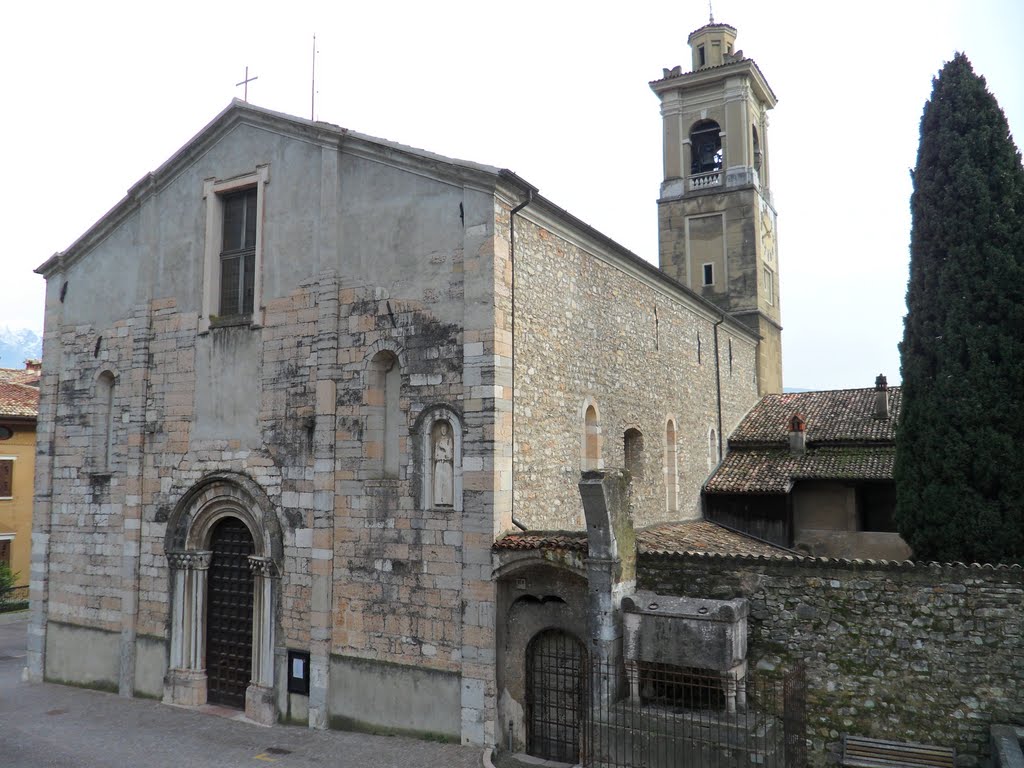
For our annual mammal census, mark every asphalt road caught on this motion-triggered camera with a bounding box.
[0,613,484,767]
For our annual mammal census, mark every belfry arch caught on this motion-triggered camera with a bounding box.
[162,472,283,725]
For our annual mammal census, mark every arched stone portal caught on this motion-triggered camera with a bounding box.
[163,473,282,725]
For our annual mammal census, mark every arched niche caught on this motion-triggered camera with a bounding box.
[413,404,463,513]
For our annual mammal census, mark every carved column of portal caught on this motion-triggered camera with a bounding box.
[246,556,277,726]
[163,550,212,707]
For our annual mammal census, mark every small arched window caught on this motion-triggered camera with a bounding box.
[96,371,116,471]
[690,120,723,175]
[583,404,601,471]
[665,419,678,513]
[624,428,644,481]
[367,350,401,478]
[708,428,720,469]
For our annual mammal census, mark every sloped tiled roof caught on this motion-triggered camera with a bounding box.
[705,446,896,494]
[729,387,900,446]
[638,520,792,557]
[493,520,790,558]
[493,531,588,553]
[0,382,39,418]
[0,366,40,387]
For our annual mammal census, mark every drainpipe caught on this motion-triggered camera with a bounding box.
[509,190,534,531]
[712,317,725,464]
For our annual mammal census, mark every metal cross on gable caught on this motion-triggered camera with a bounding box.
[236,66,258,102]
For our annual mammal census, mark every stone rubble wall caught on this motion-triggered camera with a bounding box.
[512,213,759,530]
[640,552,1024,767]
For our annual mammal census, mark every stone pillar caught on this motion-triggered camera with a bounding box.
[246,556,277,726]
[26,276,64,683]
[163,550,211,707]
[578,469,636,704]
[308,270,339,731]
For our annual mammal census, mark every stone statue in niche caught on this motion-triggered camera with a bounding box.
[432,421,454,507]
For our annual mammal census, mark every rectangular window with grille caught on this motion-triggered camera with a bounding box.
[0,459,12,498]
[0,539,9,568]
[219,187,258,316]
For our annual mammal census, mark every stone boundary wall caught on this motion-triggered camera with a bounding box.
[639,552,1024,767]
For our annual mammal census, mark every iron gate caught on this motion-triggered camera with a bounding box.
[526,629,587,762]
[206,517,254,708]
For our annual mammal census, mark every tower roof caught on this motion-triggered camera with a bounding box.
[687,21,737,43]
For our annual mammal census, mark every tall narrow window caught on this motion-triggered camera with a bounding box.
[201,166,269,332]
[583,405,601,470]
[96,371,116,472]
[665,420,678,513]
[709,429,719,469]
[219,188,258,316]
[752,125,762,177]
[703,264,714,286]
[367,351,401,478]
[624,428,644,481]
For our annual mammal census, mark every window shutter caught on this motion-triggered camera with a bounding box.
[0,460,12,497]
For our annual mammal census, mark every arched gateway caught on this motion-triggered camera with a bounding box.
[162,473,282,725]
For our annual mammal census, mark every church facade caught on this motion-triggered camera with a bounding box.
[29,21,777,746]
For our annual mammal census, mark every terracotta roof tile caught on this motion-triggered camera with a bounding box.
[638,520,792,557]
[493,520,790,558]
[493,531,587,552]
[729,387,900,446]
[0,366,40,387]
[705,446,895,494]
[0,382,39,418]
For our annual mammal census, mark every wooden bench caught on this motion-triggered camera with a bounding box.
[841,734,956,768]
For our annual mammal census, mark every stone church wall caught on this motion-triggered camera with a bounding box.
[640,553,1024,767]
[31,119,511,740]
[510,208,759,530]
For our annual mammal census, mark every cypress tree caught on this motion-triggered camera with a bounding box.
[895,53,1024,564]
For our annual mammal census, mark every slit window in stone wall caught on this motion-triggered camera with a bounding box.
[665,420,678,513]
[709,429,719,468]
[96,371,116,472]
[624,428,644,481]
[583,405,601,471]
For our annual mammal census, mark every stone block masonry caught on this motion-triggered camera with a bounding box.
[640,552,1024,767]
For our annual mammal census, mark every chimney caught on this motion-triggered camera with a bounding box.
[788,412,806,455]
[873,374,889,420]
[24,359,41,372]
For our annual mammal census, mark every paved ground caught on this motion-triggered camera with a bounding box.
[0,613,483,768]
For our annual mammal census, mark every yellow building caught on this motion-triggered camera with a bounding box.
[0,362,40,596]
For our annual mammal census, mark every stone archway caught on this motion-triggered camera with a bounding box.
[162,473,281,725]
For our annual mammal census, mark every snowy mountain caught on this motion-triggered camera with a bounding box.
[0,327,42,369]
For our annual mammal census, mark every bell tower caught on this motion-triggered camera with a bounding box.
[651,20,782,394]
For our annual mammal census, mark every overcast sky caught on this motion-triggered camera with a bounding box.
[3,0,1021,390]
